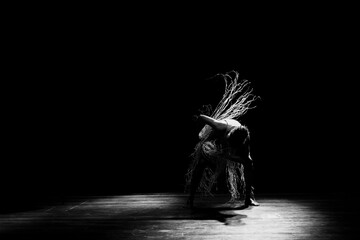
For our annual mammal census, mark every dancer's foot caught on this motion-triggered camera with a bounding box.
[244,198,260,207]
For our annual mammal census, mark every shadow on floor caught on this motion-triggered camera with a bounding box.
[189,206,248,225]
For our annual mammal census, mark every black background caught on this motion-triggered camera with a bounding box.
[3,7,359,201]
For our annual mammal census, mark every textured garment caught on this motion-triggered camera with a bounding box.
[185,71,258,201]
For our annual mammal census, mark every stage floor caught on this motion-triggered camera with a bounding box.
[0,193,359,239]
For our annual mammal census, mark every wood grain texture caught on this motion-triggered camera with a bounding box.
[0,193,359,239]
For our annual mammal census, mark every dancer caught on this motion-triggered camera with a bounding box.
[185,71,260,208]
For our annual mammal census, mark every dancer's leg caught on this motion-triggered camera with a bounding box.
[187,160,206,208]
[243,160,259,207]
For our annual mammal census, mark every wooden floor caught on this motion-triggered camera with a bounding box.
[0,193,359,240]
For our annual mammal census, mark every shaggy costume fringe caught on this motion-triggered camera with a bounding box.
[185,70,259,201]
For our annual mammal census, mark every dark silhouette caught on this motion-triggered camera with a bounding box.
[187,114,259,208]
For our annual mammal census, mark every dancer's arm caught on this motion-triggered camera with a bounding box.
[198,125,211,139]
[198,114,228,131]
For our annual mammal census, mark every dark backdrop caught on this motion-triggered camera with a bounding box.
[3,11,358,201]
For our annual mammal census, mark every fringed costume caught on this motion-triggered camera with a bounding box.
[185,71,259,206]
